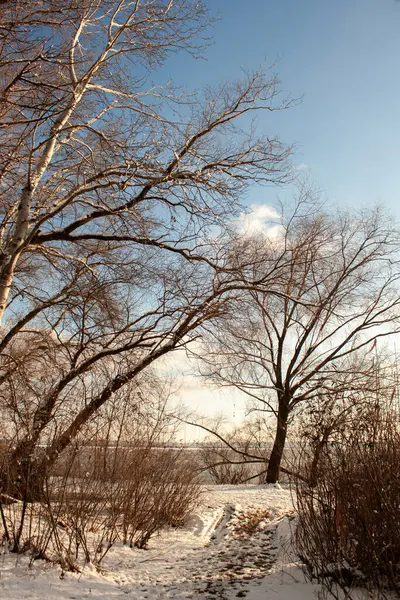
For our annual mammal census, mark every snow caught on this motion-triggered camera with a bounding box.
[0,484,350,599]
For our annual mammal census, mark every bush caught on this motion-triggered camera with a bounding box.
[295,407,400,598]
[199,443,255,484]
[198,418,278,484]
[0,441,200,569]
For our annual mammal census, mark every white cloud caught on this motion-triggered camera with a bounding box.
[237,204,282,237]
[264,223,285,239]
[294,162,309,171]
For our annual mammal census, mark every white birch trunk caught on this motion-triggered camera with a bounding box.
[0,95,84,323]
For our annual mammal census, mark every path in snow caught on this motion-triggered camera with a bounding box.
[103,486,295,599]
[0,485,297,600]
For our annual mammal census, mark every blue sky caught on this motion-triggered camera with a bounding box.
[164,0,400,217]
[162,1,400,432]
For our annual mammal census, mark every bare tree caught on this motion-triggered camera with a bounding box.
[196,204,400,483]
[0,1,292,499]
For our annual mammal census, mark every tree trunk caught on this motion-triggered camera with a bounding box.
[266,399,290,484]
[0,442,47,502]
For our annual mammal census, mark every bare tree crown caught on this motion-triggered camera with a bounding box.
[195,201,400,482]
[0,0,292,495]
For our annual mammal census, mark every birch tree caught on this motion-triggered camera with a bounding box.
[0,0,292,499]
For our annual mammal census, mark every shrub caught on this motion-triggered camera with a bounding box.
[295,406,400,598]
[199,443,255,484]
[0,440,200,569]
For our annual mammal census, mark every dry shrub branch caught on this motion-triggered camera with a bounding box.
[0,396,200,569]
[295,393,400,598]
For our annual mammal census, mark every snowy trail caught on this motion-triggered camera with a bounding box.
[0,485,302,600]
[108,509,283,599]
[101,485,294,599]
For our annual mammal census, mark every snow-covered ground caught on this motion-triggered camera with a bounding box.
[0,484,324,600]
